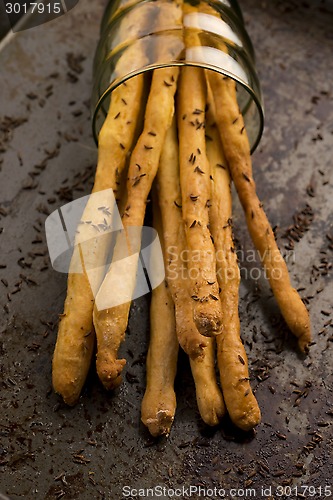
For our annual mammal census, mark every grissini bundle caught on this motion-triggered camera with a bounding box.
[52,0,311,436]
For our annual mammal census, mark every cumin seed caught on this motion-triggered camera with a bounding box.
[238,354,245,365]
[194,166,204,174]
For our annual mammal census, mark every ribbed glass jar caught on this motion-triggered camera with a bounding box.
[92,0,264,152]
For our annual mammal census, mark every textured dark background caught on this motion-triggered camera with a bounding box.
[0,1,332,499]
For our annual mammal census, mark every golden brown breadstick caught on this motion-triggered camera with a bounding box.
[157,116,207,359]
[141,278,178,436]
[208,71,311,353]
[206,89,260,430]
[94,3,182,390]
[52,6,152,405]
[177,65,223,338]
[141,194,179,437]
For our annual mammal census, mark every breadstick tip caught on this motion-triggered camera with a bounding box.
[144,410,175,437]
[96,356,126,390]
[233,405,261,432]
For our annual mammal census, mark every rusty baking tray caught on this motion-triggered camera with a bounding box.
[0,1,332,498]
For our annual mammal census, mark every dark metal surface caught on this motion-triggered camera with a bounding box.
[0,1,333,499]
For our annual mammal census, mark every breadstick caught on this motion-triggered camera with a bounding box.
[52,5,153,405]
[94,3,182,390]
[141,193,179,437]
[157,116,207,359]
[208,71,311,353]
[177,65,223,338]
[206,89,261,430]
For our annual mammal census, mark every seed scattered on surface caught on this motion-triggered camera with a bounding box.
[275,432,287,440]
[306,184,315,197]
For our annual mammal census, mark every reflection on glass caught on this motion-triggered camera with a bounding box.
[92,0,264,153]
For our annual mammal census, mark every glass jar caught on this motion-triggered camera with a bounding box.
[92,0,264,153]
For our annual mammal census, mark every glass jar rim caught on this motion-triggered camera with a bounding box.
[92,61,264,154]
